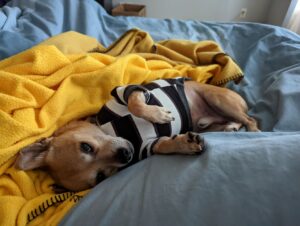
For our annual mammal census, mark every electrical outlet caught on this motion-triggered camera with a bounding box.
[240,8,247,18]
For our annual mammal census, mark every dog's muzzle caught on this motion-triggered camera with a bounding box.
[116,147,133,164]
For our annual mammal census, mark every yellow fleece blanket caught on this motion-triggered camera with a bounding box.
[0,29,243,226]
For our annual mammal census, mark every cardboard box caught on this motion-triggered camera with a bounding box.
[112,3,146,17]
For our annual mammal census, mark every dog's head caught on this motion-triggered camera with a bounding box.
[15,121,134,191]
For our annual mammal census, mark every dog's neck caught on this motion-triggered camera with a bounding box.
[88,114,118,138]
[88,115,99,127]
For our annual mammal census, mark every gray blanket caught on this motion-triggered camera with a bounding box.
[60,132,300,226]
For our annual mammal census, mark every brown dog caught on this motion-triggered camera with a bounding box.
[15,78,259,191]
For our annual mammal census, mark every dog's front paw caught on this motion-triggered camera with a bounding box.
[173,132,205,155]
[145,105,174,124]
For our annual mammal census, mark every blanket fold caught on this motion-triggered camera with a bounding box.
[0,29,243,226]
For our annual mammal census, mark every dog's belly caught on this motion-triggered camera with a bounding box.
[184,81,228,130]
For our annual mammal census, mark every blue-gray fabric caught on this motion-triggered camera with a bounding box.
[1,0,300,225]
[62,132,300,226]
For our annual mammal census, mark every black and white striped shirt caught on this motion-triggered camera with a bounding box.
[91,78,192,164]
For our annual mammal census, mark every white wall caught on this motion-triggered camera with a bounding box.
[267,0,292,26]
[113,0,273,23]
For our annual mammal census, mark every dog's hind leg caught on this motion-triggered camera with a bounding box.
[188,81,260,132]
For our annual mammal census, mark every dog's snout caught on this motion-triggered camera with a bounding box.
[116,147,133,164]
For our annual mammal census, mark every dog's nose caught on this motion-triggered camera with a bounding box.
[116,148,133,164]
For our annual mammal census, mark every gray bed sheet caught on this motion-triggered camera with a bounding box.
[60,132,300,226]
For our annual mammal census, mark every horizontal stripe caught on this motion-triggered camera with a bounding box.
[152,79,171,88]
[115,86,127,104]
[111,87,126,105]
[105,100,130,116]
[111,115,142,163]
[144,82,159,90]
[131,115,157,150]
[100,122,117,137]
[95,105,120,125]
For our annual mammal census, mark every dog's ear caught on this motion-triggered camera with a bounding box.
[15,137,53,170]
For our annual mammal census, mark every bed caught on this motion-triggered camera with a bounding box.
[1,0,300,226]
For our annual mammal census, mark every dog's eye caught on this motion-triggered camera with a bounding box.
[80,142,94,154]
[96,172,106,184]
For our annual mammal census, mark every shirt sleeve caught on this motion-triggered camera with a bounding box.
[110,85,150,105]
[139,138,160,160]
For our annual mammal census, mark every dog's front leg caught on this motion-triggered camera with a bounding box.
[152,132,205,155]
[128,91,174,123]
